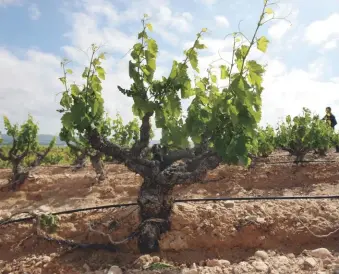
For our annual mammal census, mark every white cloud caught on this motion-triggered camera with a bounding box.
[323,39,338,51]
[215,16,229,27]
[265,2,297,42]
[61,46,90,65]
[307,57,326,80]
[153,8,193,45]
[268,21,291,40]
[28,3,41,20]
[305,13,339,46]
[284,33,299,50]
[63,0,193,48]
[200,0,217,5]
[331,77,339,84]
[264,59,286,78]
[266,2,299,23]
[0,48,62,134]
[0,0,22,7]
[83,0,119,22]
[63,12,136,54]
[261,60,339,127]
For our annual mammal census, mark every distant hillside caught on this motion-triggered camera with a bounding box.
[1,134,66,146]
[1,134,160,147]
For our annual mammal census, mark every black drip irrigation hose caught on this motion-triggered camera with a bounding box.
[2,195,339,226]
[254,160,336,165]
[0,202,138,225]
[176,195,339,202]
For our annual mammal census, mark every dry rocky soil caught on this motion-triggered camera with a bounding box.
[1,151,339,273]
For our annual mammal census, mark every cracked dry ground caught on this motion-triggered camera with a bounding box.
[1,151,339,273]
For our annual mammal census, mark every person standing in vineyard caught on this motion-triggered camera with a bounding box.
[322,107,339,152]
[323,107,337,128]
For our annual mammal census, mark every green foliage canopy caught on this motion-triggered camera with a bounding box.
[58,1,275,166]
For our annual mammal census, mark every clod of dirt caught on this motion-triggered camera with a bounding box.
[255,250,269,260]
[310,248,334,259]
[223,201,235,208]
[107,265,123,274]
[252,260,269,272]
[218,260,231,267]
[303,257,318,269]
[181,270,198,274]
[206,259,230,267]
[233,261,255,273]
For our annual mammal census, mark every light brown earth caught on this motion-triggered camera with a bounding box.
[1,150,339,273]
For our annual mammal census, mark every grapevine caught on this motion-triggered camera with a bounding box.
[250,125,276,158]
[57,1,275,253]
[57,49,112,180]
[0,115,55,190]
[276,108,337,162]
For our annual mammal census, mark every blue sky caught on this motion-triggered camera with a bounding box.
[0,0,339,138]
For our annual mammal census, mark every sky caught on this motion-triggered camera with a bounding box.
[0,0,339,139]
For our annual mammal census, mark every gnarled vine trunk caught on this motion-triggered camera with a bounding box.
[10,161,29,190]
[88,118,221,254]
[137,177,173,253]
[314,148,327,157]
[72,151,87,170]
[282,147,311,163]
[90,152,106,181]
[9,150,51,190]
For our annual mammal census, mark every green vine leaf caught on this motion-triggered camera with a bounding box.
[265,8,274,14]
[146,23,153,31]
[257,36,269,53]
[220,65,229,79]
[96,66,105,80]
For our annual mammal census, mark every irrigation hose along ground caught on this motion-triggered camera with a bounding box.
[255,160,336,165]
[2,195,339,226]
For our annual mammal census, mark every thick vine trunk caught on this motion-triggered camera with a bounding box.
[10,163,29,190]
[90,153,106,181]
[88,127,221,254]
[314,148,327,157]
[137,177,173,254]
[295,152,307,163]
[72,152,87,170]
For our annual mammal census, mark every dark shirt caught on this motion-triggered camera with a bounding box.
[322,113,337,128]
